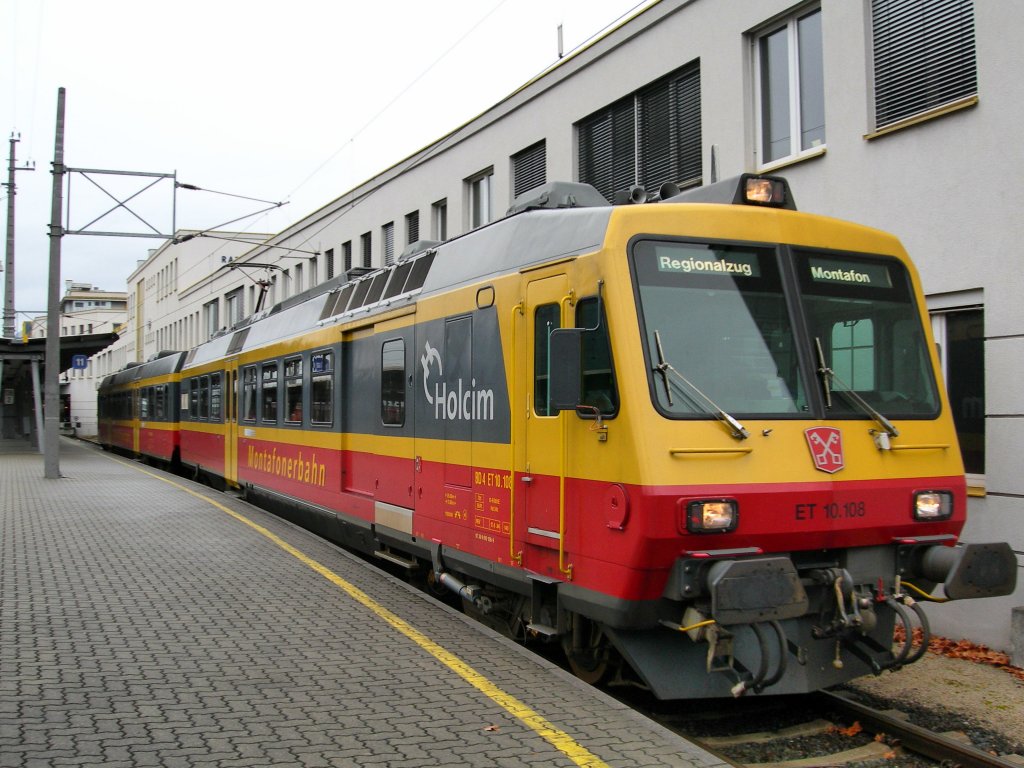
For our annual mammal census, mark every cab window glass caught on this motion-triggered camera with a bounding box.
[577,298,619,416]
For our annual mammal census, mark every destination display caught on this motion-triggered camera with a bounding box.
[808,257,891,288]
[653,246,761,278]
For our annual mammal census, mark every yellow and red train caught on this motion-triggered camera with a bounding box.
[98,175,1015,698]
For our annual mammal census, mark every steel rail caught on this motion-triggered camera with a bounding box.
[821,690,1022,768]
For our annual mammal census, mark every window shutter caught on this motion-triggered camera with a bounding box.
[383,222,395,266]
[639,62,702,191]
[578,96,635,201]
[512,141,547,198]
[872,0,977,128]
[673,64,703,187]
[405,211,419,244]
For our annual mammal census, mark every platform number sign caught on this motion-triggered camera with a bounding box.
[71,354,88,370]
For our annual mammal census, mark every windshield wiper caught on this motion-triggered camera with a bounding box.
[653,330,750,440]
[814,336,899,442]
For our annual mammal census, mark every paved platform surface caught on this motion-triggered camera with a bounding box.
[1,438,726,768]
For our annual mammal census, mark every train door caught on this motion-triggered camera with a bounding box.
[223,360,239,488]
[377,324,416,515]
[522,274,571,568]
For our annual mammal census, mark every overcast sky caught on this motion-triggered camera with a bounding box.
[2,0,653,321]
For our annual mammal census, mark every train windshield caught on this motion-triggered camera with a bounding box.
[632,240,806,416]
[794,250,939,418]
[631,240,939,420]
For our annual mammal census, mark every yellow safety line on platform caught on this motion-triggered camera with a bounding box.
[115,458,609,768]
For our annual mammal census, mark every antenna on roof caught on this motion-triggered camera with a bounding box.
[557,24,564,58]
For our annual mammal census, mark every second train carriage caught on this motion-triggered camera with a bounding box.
[98,350,186,462]
[98,175,1016,699]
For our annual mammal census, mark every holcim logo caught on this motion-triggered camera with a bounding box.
[805,427,844,474]
[421,341,495,422]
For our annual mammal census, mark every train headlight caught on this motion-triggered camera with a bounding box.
[914,491,953,521]
[743,176,788,206]
[686,499,738,533]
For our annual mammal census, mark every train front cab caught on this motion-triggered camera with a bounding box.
[541,175,1016,698]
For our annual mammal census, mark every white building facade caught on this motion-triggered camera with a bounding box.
[104,0,1022,648]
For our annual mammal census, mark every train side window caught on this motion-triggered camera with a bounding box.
[534,303,561,416]
[189,378,199,420]
[210,372,223,421]
[576,297,619,416]
[381,339,405,426]
[140,388,150,420]
[242,366,258,422]
[154,385,165,420]
[199,375,210,420]
[261,363,278,423]
[311,351,334,426]
[285,357,303,423]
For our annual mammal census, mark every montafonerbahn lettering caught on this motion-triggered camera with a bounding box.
[247,445,326,487]
[811,265,872,283]
[433,379,495,421]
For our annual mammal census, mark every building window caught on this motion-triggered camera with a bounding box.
[381,339,405,426]
[225,287,244,327]
[467,170,493,229]
[361,232,372,268]
[931,305,984,480]
[203,299,220,340]
[382,221,395,266]
[343,241,353,273]
[512,140,546,199]
[432,199,448,240]
[405,210,420,245]
[577,61,701,202]
[755,6,825,166]
[872,0,976,131]
[325,248,335,280]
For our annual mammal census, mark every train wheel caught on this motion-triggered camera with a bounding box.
[562,616,610,685]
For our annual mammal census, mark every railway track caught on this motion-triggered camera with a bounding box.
[626,688,1023,768]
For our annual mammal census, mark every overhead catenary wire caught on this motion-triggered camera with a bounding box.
[95,1,663,346]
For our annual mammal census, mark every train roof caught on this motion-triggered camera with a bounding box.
[98,350,187,391]
[180,200,615,370]
[127,175,802,375]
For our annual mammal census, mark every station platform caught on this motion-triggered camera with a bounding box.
[1,438,726,768]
